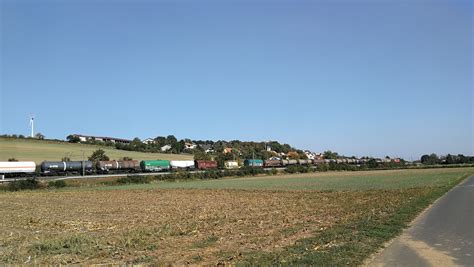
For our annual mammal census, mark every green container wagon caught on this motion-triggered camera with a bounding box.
[140,160,170,172]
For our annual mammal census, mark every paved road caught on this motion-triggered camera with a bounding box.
[367,175,474,266]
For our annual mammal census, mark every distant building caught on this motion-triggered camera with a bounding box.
[199,144,214,153]
[70,134,131,144]
[304,150,317,160]
[184,142,197,150]
[143,138,155,144]
[161,145,172,152]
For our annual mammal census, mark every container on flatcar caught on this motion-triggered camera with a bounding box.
[140,160,170,172]
[244,159,264,167]
[41,161,93,174]
[195,160,218,170]
[224,161,239,169]
[264,160,282,167]
[170,160,195,169]
[97,160,140,172]
[0,161,36,174]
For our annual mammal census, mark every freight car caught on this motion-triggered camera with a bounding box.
[298,159,312,165]
[41,161,93,175]
[244,159,264,167]
[96,160,140,173]
[170,160,195,170]
[195,160,218,170]
[140,160,170,172]
[281,159,298,166]
[0,161,36,178]
[264,160,282,167]
[224,161,239,169]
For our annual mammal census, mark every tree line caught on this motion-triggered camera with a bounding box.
[420,153,474,165]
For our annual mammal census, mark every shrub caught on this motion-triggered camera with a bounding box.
[8,178,40,191]
[117,175,152,184]
[48,180,67,188]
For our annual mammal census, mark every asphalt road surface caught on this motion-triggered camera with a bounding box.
[367,175,474,266]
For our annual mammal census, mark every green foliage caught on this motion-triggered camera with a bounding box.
[66,135,80,143]
[8,178,40,191]
[285,165,313,174]
[316,163,329,172]
[35,133,45,140]
[323,150,338,159]
[421,153,440,165]
[193,149,211,160]
[32,234,96,256]
[48,180,67,188]
[117,175,153,184]
[88,149,109,163]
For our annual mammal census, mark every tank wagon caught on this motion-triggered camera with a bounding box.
[41,161,93,175]
[281,159,298,166]
[195,160,218,170]
[264,160,281,167]
[298,159,312,165]
[244,159,264,167]
[0,161,36,177]
[97,160,140,173]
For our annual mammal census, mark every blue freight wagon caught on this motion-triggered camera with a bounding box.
[244,159,264,167]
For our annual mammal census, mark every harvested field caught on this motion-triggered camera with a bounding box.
[0,169,472,265]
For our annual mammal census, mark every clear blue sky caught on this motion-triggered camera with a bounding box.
[1,0,472,159]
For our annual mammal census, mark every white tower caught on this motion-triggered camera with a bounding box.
[30,116,35,138]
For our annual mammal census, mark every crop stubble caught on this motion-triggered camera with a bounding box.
[0,187,430,264]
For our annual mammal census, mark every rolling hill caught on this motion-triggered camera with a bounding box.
[0,137,193,164]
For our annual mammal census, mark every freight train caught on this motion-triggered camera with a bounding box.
[0,158,346,177]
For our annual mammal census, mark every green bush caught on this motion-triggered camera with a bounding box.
[117,175,152,184]
[8,178,40,191]
[48,180,67,188]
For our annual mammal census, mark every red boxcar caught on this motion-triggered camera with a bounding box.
[195,160,218,170]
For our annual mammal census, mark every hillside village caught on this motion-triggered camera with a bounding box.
[66,134,405,164]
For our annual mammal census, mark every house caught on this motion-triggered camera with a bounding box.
[304,150,316,160]
[199,144,214,153]
[161,145,172,152]
[223,147,233,154]
[143,138,155,144]
[70,134,131,144]
[184,142,197,150]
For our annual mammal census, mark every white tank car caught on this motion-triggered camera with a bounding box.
[169,160,195,169]
[0,161,36,174]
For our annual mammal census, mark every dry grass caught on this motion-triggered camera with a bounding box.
[0,137,192,163]
[0,187,439,265]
